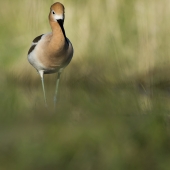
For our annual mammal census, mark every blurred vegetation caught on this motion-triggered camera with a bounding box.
[1,0,170,169]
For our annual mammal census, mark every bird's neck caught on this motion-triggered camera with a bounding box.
[50,22,66,50]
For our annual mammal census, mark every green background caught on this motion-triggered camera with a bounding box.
[1,0,170,169]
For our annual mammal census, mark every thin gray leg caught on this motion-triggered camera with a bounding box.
[54,72,61,108]
[39,70,47,107]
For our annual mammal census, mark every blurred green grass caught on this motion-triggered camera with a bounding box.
[1,0,170,169]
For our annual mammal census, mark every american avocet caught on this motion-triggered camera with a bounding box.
[28,2,73,107]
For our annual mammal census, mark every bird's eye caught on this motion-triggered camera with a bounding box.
[52,11,55,15]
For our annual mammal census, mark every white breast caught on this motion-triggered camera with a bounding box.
[27,33,51,71]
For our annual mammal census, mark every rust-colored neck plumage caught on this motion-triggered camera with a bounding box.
[49,21,66,50]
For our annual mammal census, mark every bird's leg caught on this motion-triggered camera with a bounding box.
[39,70,47,107]
[54,71,61,108]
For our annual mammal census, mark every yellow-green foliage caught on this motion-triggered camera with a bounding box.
[1,0,170,84]
[1,0,170,169]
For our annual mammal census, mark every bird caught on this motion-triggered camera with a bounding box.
[27,2,74,107]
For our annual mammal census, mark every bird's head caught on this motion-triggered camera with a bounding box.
[49,2,65,23]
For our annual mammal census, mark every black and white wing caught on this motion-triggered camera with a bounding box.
[28,34,44,55]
